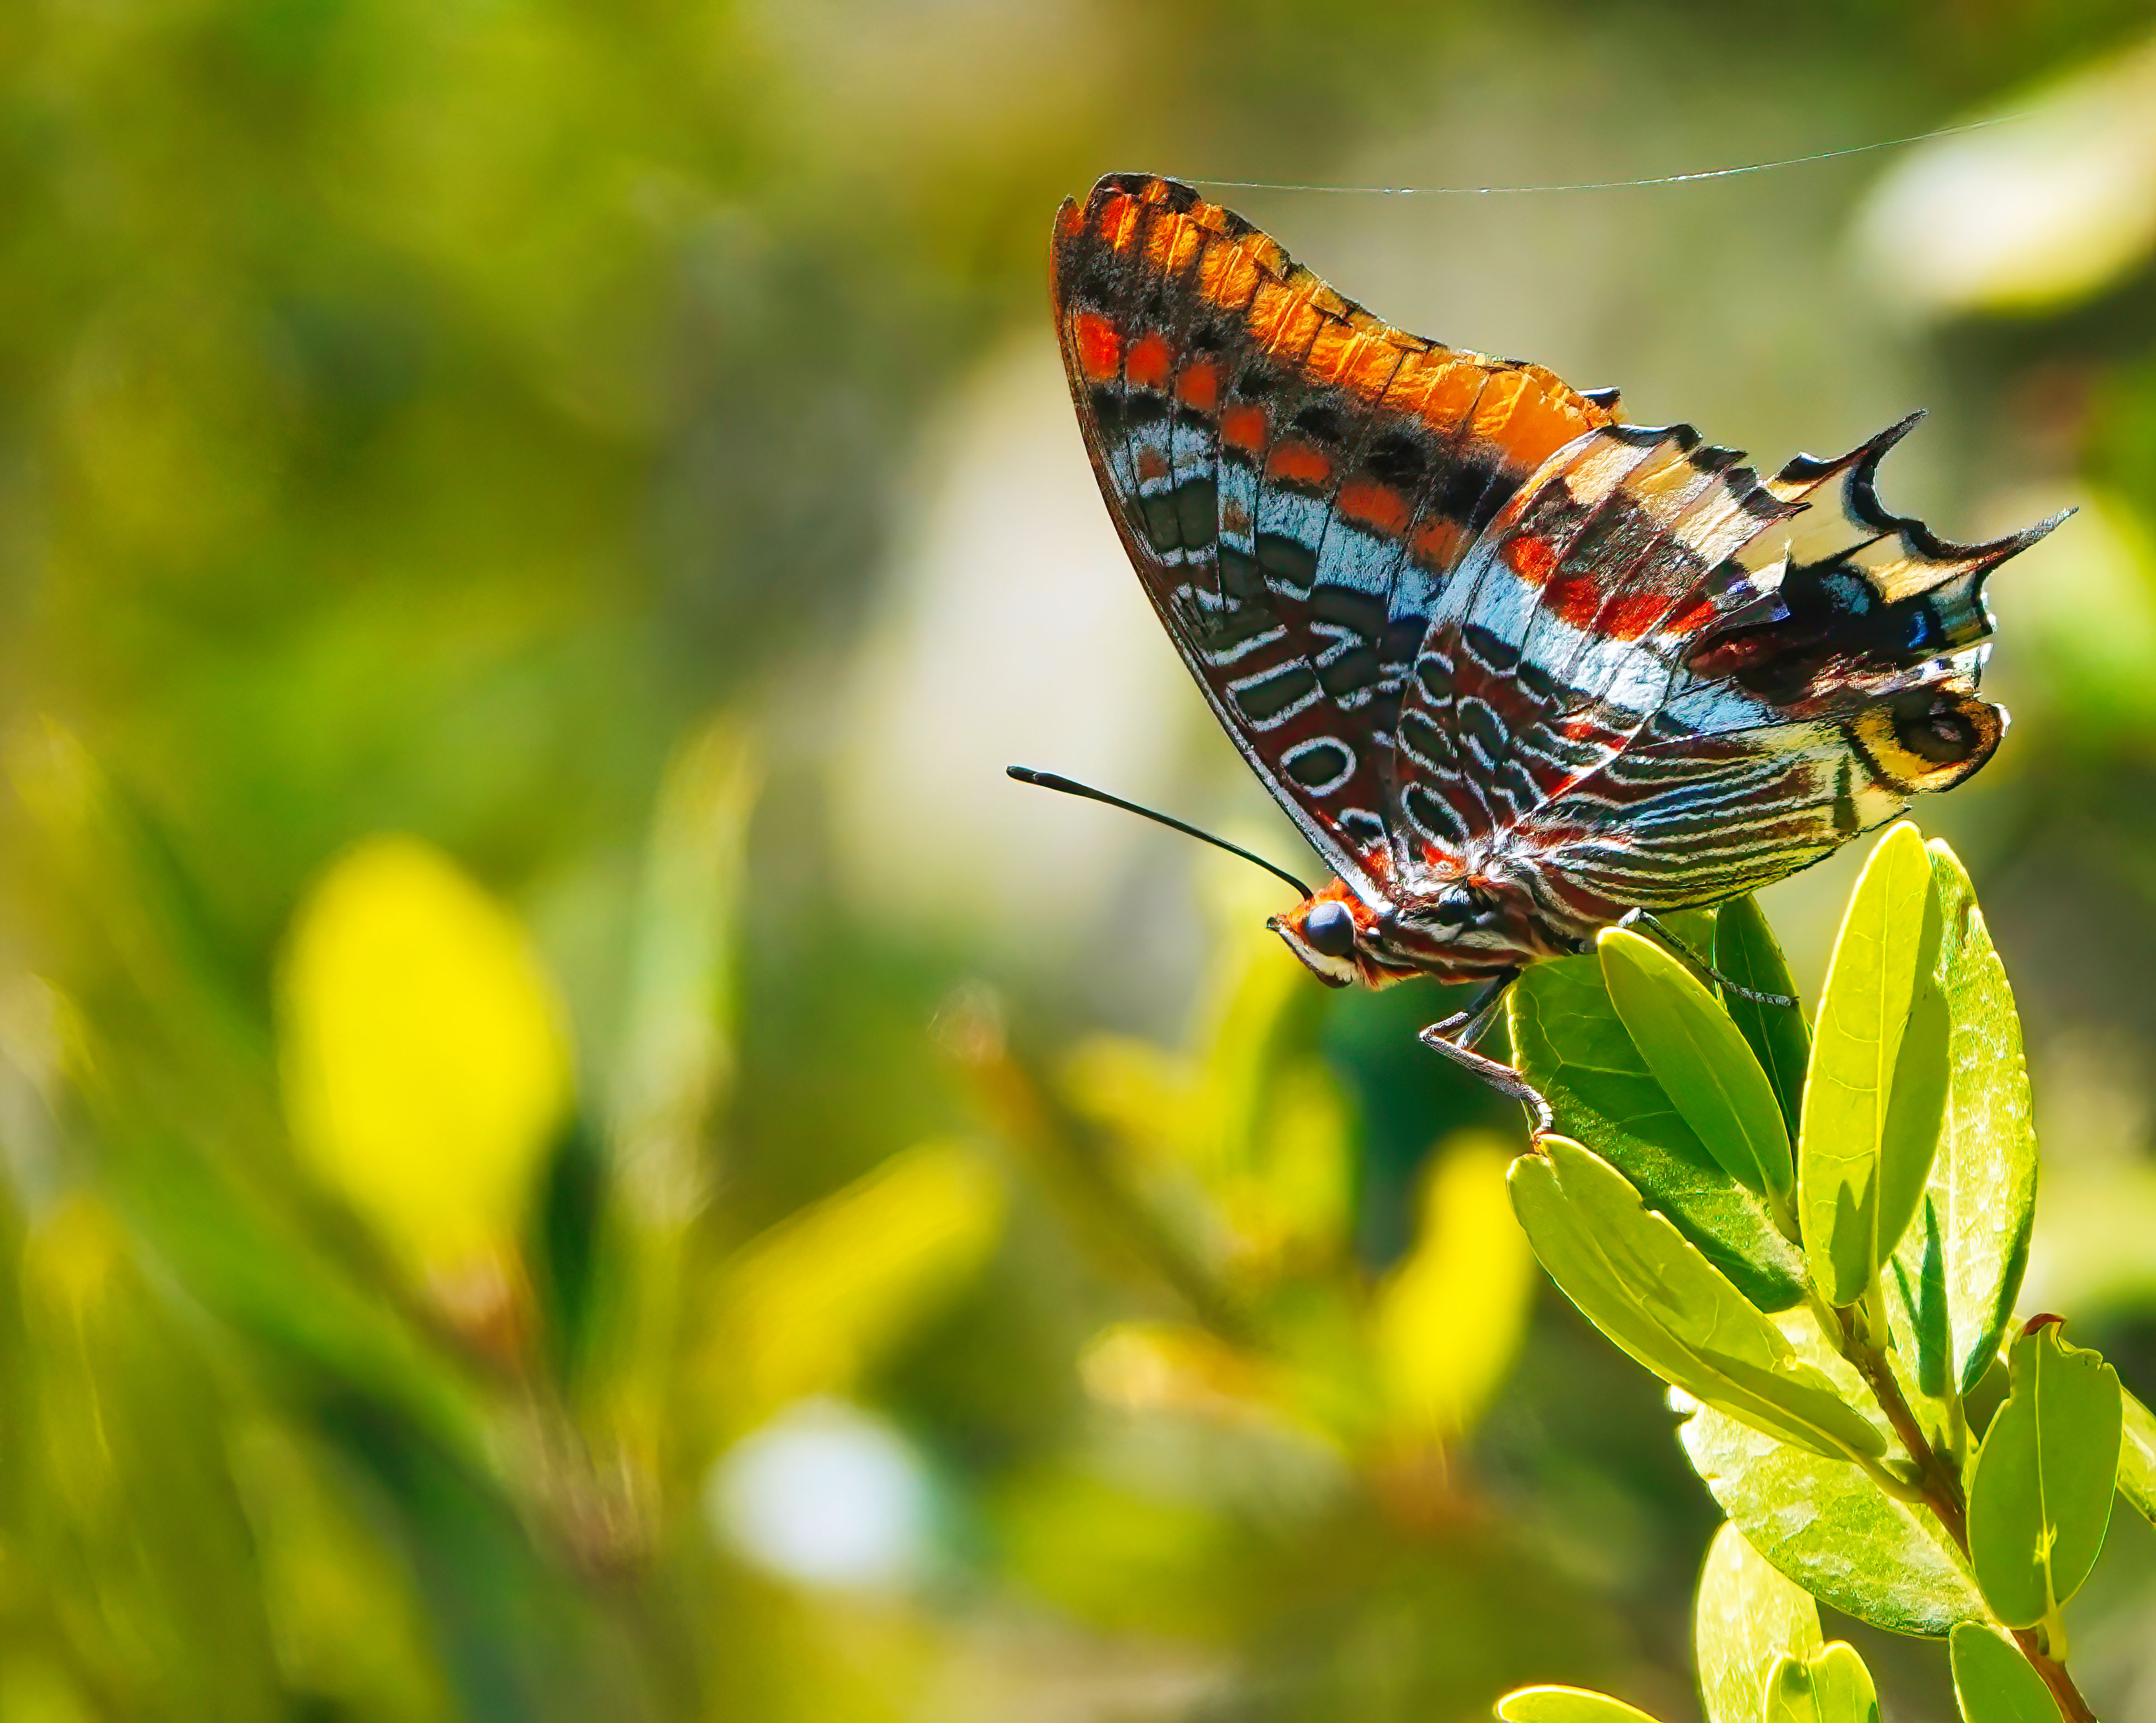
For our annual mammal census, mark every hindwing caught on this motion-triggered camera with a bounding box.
[1404,416,2063,931]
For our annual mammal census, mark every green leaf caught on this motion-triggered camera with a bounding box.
[1509,1138,1884,1461]
[2121,1386,2156,1530]
[1799,822,1943,1306]
[1713,894,1810,1142]
[1875,887,1948,1274]
[1889,843,2038,1399]
[1509,959,1806,1311]
[1967,1319,2123,1628]
[1599,928,1794,1215]
[1948,1625,2057,1723]
[1764,1644,1878,1723]
[1678,1310,1986,1639]
[1496,1687,1663,1723]
[1694,1521,1821,1723]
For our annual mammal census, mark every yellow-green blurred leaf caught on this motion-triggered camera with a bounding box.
[1079,1320,1291,1426]
[705,1139,1005,1434]
[1372,1132,1534,1444]
[224,1420,456,1720]
[2122,1384,2156,1529]
[279,835,573,1323]
[582,716,757,1483]
[17,1198,286,1718]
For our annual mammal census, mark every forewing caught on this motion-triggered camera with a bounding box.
[1392,416,2060,928]
[1050,173,1619,898]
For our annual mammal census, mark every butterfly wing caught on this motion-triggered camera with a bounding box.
[1393,413,2062,931]
[1050,173,1619,901]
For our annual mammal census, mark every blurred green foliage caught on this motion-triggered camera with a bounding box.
[4,2,2156,1719]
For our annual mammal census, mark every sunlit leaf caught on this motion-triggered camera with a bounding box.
[1373,1132,1535,1442]
[1679,1310,1984,1638]
[1966,1319,2123,1629]
[278,835,573,1329]
[1875,905,1948,1278]
[1510,960,1806,1312]
[1497,1686,1664,1723]
[1799,822,1942,1307]
[1509,1138,1883,1461]
[1598,927,1793,1213]
[1888,843,2037,1399]
[1763,1643,1878,1723]
[2121,1386,2156,1529]
[1694,1520,1821,1723]
[1948,1624,2058,1723]
[1713,894,1810,1142]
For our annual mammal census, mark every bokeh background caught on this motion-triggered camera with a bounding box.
[4,2,2156,1718]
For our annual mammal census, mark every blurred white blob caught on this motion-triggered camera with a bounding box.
[1856,37,2156,314]
[832,338,1190,946]
[707,1398,936,1590]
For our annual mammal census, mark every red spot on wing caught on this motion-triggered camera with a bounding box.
[1504,534,1558,586]
[1664,587,1719,636]
[1073,313,1121,383]
[1602,590,1671,641]
[1221,405,1267,452]
[1267,440,1331,487]
[1545,565,1604,629]
[1137,446,1169,483]
[1339,480,1410,537]
[1176,358,1220,412]
[1126,332,1173,390]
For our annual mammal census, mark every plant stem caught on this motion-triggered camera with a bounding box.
[1833,1304,1968,1545]
[1829,1307,2099,1723]
[2014,1631,2097,1723]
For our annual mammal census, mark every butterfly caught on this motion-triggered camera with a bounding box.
[1044,172,2060,1122]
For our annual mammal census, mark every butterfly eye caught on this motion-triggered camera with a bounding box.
[1303,900,1357,958]
[1434,884,1490,928]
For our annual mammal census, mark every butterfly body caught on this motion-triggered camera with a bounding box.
[1052,172,2059,1014]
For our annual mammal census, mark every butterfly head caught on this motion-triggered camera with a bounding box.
[1271,870,1566,989]
[1271,881,1461,990]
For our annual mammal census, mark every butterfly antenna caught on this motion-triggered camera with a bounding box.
[1006,766,1314,900]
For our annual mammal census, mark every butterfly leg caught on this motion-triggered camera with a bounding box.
[1613,908,1797,1009]
[1418,969,1554,1137]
